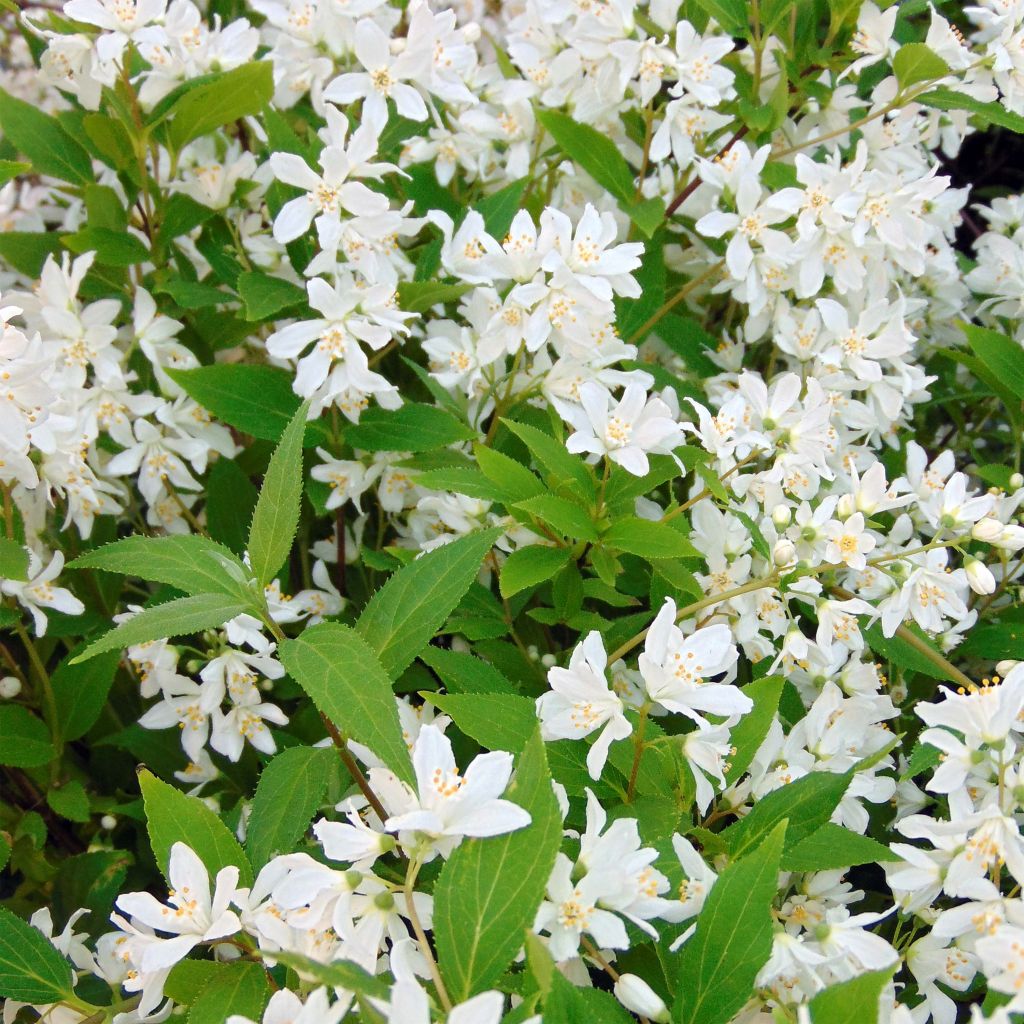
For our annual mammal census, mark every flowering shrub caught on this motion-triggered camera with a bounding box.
[4,0,1024,1020]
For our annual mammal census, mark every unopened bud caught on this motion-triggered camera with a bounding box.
[541,653,557,668]
[462,22,481,42]
[613,975,670,1023]
[836,494,855,519]
[965,557,996,596]
[1011,473,1024,490]
[0,675,21,699]
[773,538,797,567]
[771,504,791,528]
[997,660,1021,677]
[100,814,117,830]
[972,518,1003,543]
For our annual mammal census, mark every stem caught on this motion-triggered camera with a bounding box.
[830,586,974,689]
[405,856,453,1012]
[320,713,390,825]
[1,482,13,538]
[626,704,650,803]
[665,127,748,219]
[608,574,782,663]
[625,260,724,344]
[661,449,762,523]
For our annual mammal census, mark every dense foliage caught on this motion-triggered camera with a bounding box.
[2,0,1024,1020]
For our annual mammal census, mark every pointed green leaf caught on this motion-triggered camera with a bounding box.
[892,43,949,91]
[0,88,94,185]
[782,823,901,872]
[345,403,477,452]
[808,969,894,1024]
[69,534,254,602]
[248,399,310,586]
[167,61,274,150]
[246,745,334,868]
[602,517,700,560]
[139,768,253,886]
[280,622,414,786]
[434,729,562,1000]
[356,527,501,677]
[71,593,252,663]
[188,962,270,1024]
[499,544,573,598]
[514,494,597,541]
[0,907,75,1003]
[672,823,787,1024]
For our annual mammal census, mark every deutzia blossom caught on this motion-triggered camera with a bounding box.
[369,724,530,859]
[537,630,632,780]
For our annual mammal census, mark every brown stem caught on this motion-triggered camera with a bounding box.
[320,713,390,825]
[665,126,749,219]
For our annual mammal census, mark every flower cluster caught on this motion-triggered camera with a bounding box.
[3,0,1024,1022]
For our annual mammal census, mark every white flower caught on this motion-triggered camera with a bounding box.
[2,550,84,636]
[370,724,530,858]
[63,0,168,62]
[322,18,431,123]
[534,852,630,962]
[824,512,876,570]
[637,598,747,723]
[227,987,346,1024]
[537,630,632,780]
[113,842,241,974]
[565,382,683,476]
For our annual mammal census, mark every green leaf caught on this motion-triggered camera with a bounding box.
[0,705,53,767]
[434,729,562,999]
[672,823,786,1024]
[71,593,253,664]
[62,227,149,266]
[962,322,1024,401]
[602,517,700,560]
[502,419,595,497]
[428,692,537,753]
[139,767,253,886]
[246,745,334,868]
[783,823,900,871]
[47,780,91,823]
[396,280,472,312]
[808,969,893,1024]
[626,195,666,238]
[188,962,271,1024]
[514,494,597,541]
[237,270,307,321]
[0,907,75,1003]
[53,850,130,927]
[722,771,851,860]
[266,952,389,1000]
[475,444,545,502]
[356,527,501,677]
[724,675,783,785]
[0,88,94,185]
[536,109,634,202]
[499,545,572,599]
[280,622,415,786]
[476,177,530,236]
[959,621,1024,661]
[157,193,216,246]
[168,61,274,150]
[248,399,310,586]
[69,534,253,602]
[345,404,477,452]
[0,536,28,580]
[413,466,508,502]
[863,622,950,681]
[158,277,229,309]
[419,646,514,694]
[168,365,309,443]
[0,159,29,186]
[657,314,719,377]
[918,86,1024,133]
[903,741,941,780]
[0,231,63,277]
[892,43,949,91]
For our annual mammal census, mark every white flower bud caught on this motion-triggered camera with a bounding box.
[965,557,996,595]
[773,538,797,567]
[972,517,1004,543]
[996,524,1024,551]
[462,22,481,42]
[1011,473,1024,490]
[100,814,117,830]
[836,493,855,519]
[540,653,557,668]
[614,975,670,1023]
[997,660,1021,677]
[0,675,21,699]
[771,504,791,528]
